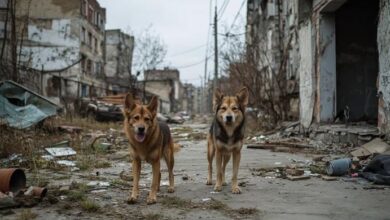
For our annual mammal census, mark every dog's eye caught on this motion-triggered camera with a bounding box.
[134,116,140,120]
[144,117,150,122]
[232,107,238,111]
[221,107,227,111]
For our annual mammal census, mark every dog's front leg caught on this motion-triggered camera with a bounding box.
[128,158,141,204]
[232,149,241,194]
[147,159,161,204]
[214,148,223,192]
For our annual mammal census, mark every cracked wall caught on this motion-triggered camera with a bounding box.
[378,0,390,134]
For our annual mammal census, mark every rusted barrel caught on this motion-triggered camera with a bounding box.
[0,168,26,193]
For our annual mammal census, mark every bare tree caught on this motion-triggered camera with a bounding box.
[220,24,297,129]
[132,26,167,74]
[131,26,167,99]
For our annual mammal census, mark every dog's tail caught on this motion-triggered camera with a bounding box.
[173,142,181,153]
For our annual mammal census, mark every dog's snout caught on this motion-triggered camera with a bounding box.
[138,126,145,133]
[226,115,233,122]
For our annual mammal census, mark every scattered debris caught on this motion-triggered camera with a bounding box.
[286,175,310,181]
[58,125,83,133]
[321,175,338,181]
[286,168,304,176]
[45,141,76,157]
[350,138,390,158]
[56,160,76,167]
[0,80,60,129]
[87,181,110,187]
[0,168,26,193]
[359,155,390,185]
[326,158,351,176]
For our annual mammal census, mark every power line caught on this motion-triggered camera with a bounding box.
[167,43,207,58]
[217,0,230,19]
[175,53,214,69]
[226,0,246,35]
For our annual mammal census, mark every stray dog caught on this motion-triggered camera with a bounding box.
[206,87,249,194]
[123,93,177,204]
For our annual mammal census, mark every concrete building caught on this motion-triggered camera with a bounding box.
[142,68,181,114]
[247,0,390,135]
[181,83,202,115]
[0,0,109,109]
[105,29,135,94]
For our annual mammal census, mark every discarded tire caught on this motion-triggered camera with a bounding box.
[0,168,26,193]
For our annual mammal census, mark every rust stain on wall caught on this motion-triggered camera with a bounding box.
[51,0,79,14]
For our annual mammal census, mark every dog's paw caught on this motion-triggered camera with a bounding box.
[146,197,157,205]
[206,180,212,185]
[167,186,175,193]
[214,185,222,192]
[126,197,137,204]
[232,186,241,194]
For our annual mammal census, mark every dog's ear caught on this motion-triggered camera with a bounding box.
[147,96,159,117]
[237,87,249,107]
[124,93,136,110]
[213,88,223,112]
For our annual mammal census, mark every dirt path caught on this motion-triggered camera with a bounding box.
[2,122,390,220]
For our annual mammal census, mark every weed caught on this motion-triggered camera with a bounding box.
[80,199,100,212]
[67,190,87,202]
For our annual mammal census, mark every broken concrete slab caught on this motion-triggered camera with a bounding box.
[286,175,310,181]
[351,138,390,158]
[45,147,76,157]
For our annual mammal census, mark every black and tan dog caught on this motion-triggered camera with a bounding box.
[206,87,249,194]
[123,93,177,204]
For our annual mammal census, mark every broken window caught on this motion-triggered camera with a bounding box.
[88,32,92,47]
[87,59,92,75]
[94,37,98,53]
[46,76,60,97]
[81,27,86,42]
[81,57,86,73]
[81,84,88,97]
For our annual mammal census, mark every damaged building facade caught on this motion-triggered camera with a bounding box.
[1,0,107,106]
[0,0,134,111]
[142,68,182,114]
[247,0,390,136]
[105,29,135,94]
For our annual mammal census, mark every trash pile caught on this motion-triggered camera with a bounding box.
[248,133,390,186]
[0,168,47,209]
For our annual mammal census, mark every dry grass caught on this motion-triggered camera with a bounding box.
[80,199,100,212]
[17,209,38,220]
[160,196,259,219]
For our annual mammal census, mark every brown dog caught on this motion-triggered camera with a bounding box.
[123,94,176,204]
[206,87,249,194]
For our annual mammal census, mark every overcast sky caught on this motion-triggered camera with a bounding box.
[98,0,247,86]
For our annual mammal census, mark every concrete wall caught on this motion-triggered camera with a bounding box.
[378,0,390,134]
[105,29,134,79]
[20,19,80,71]
[298,19,315,128]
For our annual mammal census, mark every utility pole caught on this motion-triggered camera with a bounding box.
[213,5,218,93]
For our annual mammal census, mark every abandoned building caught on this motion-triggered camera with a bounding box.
[105,29,135,94]
[181,83,202,115]
[141,68,182,114]
[247,0,390,136]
